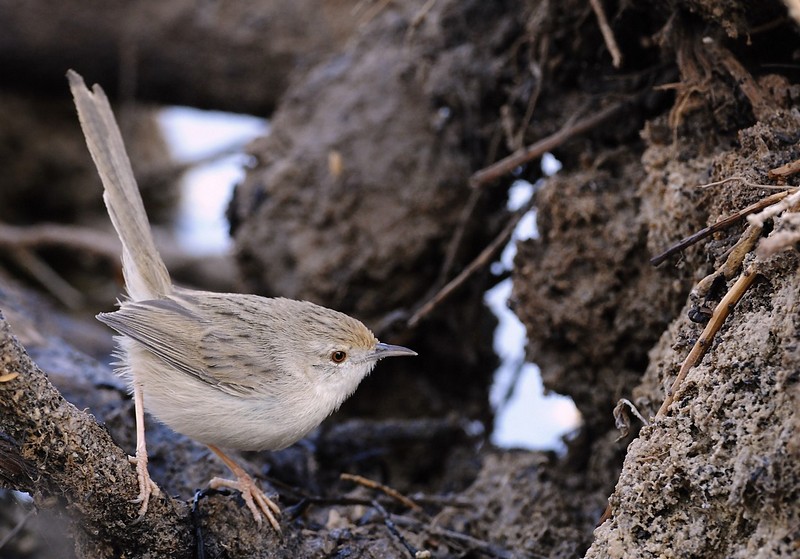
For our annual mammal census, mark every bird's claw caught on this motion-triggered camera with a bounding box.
[128,453,160,519]
[209,474,281,532]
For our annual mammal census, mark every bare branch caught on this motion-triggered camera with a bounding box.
[407,199,534,327]
[650,189,793,266]
[469,101,626,188]
[0,311,193,557]
[656,263,759,418]
[589,0,623,68]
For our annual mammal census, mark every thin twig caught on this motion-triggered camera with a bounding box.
[470,100,626,188]
[650,190,793,266]
[697,176,792,190]
[498,359,527,409]
[0,222,120,258]
[358,0,394,26]
[407,198,534,327]
[0,506,37,551]
[406,492,473,508]
[406,0,438,40]
[768,157,800,180]
[747,188,800,228]
[437,187,483,287]
[0,221,123,305]
[692,223,762,299]
[9,248,85,309]
[656,263,759,418]
[588,0,622,68]
[598,503,613,525]
[393,516,520,559]
[426,526,518,559]
[705,40,772,121]
[614,398,649,428]
[341,473,423,512]
[137,139,252,186]
[512,62,543,150]
[371,500,421,559]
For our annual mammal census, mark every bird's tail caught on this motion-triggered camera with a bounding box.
[68,70,171,301]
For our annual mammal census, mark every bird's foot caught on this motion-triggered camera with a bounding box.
[128,452,161,520]
[209,472,281,532]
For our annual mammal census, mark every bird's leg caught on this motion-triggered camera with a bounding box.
[207,444,281,532]
[128,382,160,519]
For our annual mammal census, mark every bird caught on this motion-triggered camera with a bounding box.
[67,70,416,531]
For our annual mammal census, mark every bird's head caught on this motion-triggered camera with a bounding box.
[278,299,416,406]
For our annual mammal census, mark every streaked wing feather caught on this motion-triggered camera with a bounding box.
[98,298,260,395]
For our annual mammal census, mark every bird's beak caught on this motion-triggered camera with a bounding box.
[371,342,417,360]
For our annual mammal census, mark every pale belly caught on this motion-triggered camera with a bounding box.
[122,343,333,451]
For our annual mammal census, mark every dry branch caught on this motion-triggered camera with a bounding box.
[0,222,120,257]
[691,223,762,299]
[705,40,773,121]
[767,157,800,180]
[407,198,534,327]
[589,0,623,68]
[340,473,423,512]
[469,101,626,188]
[0,311,193,557]
[650,189,793,266]
[747,188,800,228]
[656,263,759,418]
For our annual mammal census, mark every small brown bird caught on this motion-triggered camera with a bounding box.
[68,70,416,531]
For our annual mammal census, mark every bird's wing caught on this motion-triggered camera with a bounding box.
[98,297,277,396]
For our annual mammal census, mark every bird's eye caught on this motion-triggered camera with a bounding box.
[331,350,347,363]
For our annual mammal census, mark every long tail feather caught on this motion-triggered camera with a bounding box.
[68,70,171,300]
